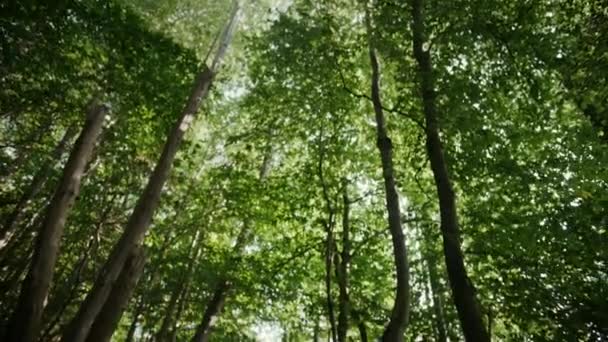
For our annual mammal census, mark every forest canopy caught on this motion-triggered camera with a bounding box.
[0,0,606,341]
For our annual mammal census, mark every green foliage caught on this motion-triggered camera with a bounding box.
[1,0,606,340]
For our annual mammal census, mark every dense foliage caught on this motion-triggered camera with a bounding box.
[1,0,606,341]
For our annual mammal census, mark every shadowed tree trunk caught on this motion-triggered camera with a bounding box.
[318,138,337,342]
[336,179,350,342]
[411,0,490,340]
[0,124,77,250]
[190,140,272,342]
[84,246,145,342]
[190,281,231,342]
[358,321,368,342]
[62,2,240,340]
[156,231,202,341]
[427,257,447,342]
[4,102,107,342]
[125,293,145,342]
[365,5,410,341]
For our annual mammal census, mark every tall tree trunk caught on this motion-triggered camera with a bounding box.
[427,257,447,342]
[190,281,231,342]
[4,103,107,342]
[168,281,190,342]
[62,2,240,339]
[40,197,116,341]
[324,226,337,342]
[157,231,202,341]
[190,139,271,342]
[411,0,489,340]
[318,138,337,342]
[83,246,145,342]
[313,316,320,342]
[0,125,77,250]
[125,294,145,342]
[358,321,368,342]
[365,5,410,341]
[336,180,350,342]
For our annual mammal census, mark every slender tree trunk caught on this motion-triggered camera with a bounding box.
[411,1,489,340]
[336,180,350,342]
[157,231,202,341]
[62,64,212,342]
[313,316,320,342]
[365,6,410,341]
[168,281,190,342]
[62,2,240,339]
[358,321,368,342]
[0,125,77,249]
[125,294,145,342]
[40,197,116,341]
[324,226,337,342]
[190,281,231,342]
[318,139,337,342]
[427,257,447,342]
[190,140,271,342]
[83,246,145,342]
[4,103,107,342]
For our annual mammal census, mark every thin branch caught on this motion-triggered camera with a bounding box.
[335,63,426,130]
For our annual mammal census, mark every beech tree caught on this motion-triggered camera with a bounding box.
[1,0,606,341]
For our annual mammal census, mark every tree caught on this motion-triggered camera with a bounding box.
[5,102,107,342]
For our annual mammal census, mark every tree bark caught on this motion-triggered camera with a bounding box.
[62,68,213,342]
[427,257,447,342]
[189,140,271,342]
[0,124,77,250]
[190,281,231,342]
[365,6,410,341]
[411,0,490,340]
[4,103,107,342]
[62,1,241,338]
[83,246,145,342]
[125,294,145,342]
[157,231,202,341]
[336,180,350,342]
[358,321,368,342]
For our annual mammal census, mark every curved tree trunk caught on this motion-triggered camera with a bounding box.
[365,6,410,341]
[84,246,146,342]
[0,124,77,250]
[411,0,490,340]
[4,103,107,342]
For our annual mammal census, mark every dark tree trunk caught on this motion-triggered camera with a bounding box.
[84,246,145,342]
[190,281,231,342]
[365,7,410,341]
[336,180,350,342]
[189,140,271,342]
[318,139,337,342]
[125,295,145,342]
[4,103,107,342]
[324,224,338,342]
[62,67,214,342]
[358,321,368,342]
[411,0,490,341]
[427,257,447,342]
[157,231,202,341]
[0,125,77,249]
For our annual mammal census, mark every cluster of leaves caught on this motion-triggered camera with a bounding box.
[1,0,606,341]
